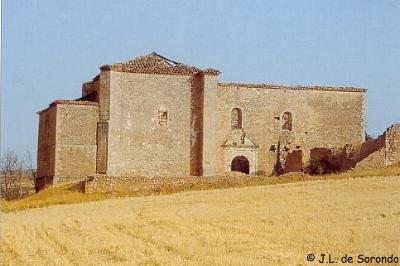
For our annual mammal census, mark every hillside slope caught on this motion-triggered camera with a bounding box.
[1,176,400,265]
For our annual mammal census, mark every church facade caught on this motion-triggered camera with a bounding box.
[37,53,366,184]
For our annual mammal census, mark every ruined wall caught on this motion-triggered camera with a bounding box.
[354,123,400,169]
[354,136,385,163]
[107,72,194,176]
[82,75,100,98]
[355,148,385,169]
[384,124,400,166]
[54,102,99,179]
[215,84,365,175]
[37,105,57,178]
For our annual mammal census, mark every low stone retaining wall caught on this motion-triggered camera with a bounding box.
[84,172,265,195]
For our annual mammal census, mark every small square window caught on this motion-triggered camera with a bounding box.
[158,109,168,126]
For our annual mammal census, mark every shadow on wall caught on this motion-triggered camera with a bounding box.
[305,147,355,175]
[304,135,386,175]
[297,123,400,176]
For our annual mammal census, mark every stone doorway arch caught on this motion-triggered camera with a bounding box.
[231,156,250,174]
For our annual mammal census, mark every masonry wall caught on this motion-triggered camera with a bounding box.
[190,73,204,176]
[96,71,111,173]
[107,72,194,176]
[215,85,365,175]
[202,75,219,176]
[384,124,400,166]
[37,105,57,178]
[54,103,99,179]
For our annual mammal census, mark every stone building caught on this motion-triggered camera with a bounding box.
[37,52,371,184]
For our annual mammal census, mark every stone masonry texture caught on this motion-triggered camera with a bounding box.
[36,53,400,185]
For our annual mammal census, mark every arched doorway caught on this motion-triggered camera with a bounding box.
[231,156,250,174]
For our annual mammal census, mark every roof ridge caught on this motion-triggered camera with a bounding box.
[150,52,180,65]
[100,53,220,76]
[218,82,366,92]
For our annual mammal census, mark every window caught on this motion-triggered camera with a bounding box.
[282,111,293,131]
[231,108,242,129]
[158,106,168,126]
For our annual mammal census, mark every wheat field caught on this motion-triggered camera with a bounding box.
[1,176,400,265]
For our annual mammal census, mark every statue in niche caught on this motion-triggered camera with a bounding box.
[231,108,242,129]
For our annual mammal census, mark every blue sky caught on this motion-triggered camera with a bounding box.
[2,0,400,160]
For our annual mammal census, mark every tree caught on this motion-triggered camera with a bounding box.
[0,150,35,199]
[0,150,20,198]
[24,150,37,192]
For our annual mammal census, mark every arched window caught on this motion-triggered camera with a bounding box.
[231,108,242,129]
[282,111,293,131]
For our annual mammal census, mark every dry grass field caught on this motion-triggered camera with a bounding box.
[1,175,399,265]
[2,165,400,213]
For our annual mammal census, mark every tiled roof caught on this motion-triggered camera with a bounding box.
[100,52,220,76]
[218,82,366,93]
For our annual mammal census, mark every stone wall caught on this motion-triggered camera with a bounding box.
[190,72,204,176]
[96,71,111,173]
[354,148,385,169]
[83,173,271,195]
[384,124,400,166]
[354,123,400,169]
[37,54,376,180]
[215,84,365,175]
[106,71,194,176]
[54,102,99,179]
[202,75,219,175]
[353,136,385,163]
[37,101,99,186]
[37,105,57,179]
[82,75,100,98]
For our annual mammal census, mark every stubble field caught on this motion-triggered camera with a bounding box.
[1,176,399,265]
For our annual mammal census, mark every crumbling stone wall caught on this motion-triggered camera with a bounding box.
[384,124,400,166]
[354,124,400,168]
[354,148,385,169]
[313,123,400,170]
[215,83,365,175]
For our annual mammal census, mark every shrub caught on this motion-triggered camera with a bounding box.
[304,158,341,175]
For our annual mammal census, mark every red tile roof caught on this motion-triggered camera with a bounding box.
[100,52,220,76]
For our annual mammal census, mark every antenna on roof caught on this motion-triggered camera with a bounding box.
[151,52,180,66]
